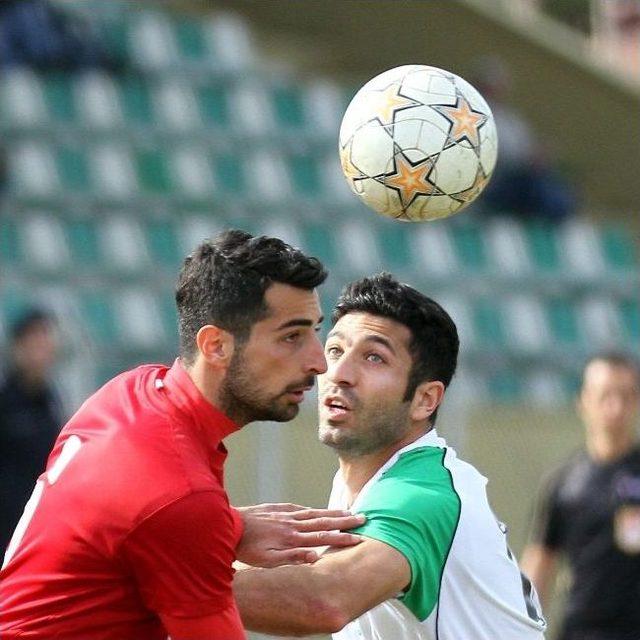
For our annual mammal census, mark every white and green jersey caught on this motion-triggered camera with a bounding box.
[328,430,546,640]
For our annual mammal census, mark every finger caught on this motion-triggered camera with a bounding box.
[259,503,308,513]
[290,508,362,521]
[294,514,366,532]
[261,548,319,568]
[292,530,364,547]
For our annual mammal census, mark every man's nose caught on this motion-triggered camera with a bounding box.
[306,333,327,375]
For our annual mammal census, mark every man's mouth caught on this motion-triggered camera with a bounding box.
[323,395,353,418]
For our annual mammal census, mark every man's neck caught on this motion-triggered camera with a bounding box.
[586,430,637,464]
[338,427,432,507]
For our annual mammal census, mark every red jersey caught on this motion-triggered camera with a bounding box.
[0,360,245,639]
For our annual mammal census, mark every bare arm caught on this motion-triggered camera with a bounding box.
[520,543,559,607]
[234,537,411,635]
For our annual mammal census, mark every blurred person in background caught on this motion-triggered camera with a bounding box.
[235,273,546,639]
[521,352,640,640]
[0,308,64,553]
[473,56,578,222]
[0,230,364,640]
[0,0,121,71]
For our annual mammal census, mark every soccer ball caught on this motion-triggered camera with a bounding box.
[339,65,498,222]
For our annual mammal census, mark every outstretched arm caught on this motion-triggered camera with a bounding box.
[234,537,410,635]
[234,503,365,567]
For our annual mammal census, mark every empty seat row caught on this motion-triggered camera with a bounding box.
[6,141,351,204]
[0,68,347,140]
[1,214,637,287]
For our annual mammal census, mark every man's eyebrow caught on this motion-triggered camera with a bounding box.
[276,316,324,331]
[364,334,396,355]
[325,331,397,355]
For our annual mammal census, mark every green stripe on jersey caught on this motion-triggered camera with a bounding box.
[350,446,461,621]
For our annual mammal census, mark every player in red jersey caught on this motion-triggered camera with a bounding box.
[0,230,364,640]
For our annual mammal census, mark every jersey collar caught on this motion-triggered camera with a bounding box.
[161,359,240,443]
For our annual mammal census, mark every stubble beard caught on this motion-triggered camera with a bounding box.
[219,348,312,425]
[318,397,412,459]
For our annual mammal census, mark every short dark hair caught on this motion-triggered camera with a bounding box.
[332,273,459,425]
[176,229,328,364]
[583,351,640,387]
[10,308,55,342]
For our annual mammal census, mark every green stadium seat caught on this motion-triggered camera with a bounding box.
[321,152,357,205]
[450,223,487,271]
[304,80,347,137]
[485,218,530,277]
[601,225,639,270]
[98,217,149,273]
[80,289,119,346]
[246,151,290,201]
[525,370,565,405]
[436,294,475,349]
[579,297,623,347]
[619,299,640,342]
[154,80,200,131]
[546,298,580,345]
[488,371,522,402]
[57,146,91,193]
[473,297,506,347]
[339,220,381,273]
[271,85,306,130]
[410,224,459,277]
[301,221,337,265]
[171,147,215,198]
[91,144,136,198]
[231,82,273,136]
[503,295,548,352]
[114,287,166,349]
[377,221,413,273]
[75,72,123,130]
[10,142,59,196]
[286,153,322,198]
[145,220,181,268]
[524,222,561,273]
[203,13,254,71]
[0,218,23,267]
[560,220,605,278]
[197,83,232,128]
[213,154,246,195]
[118,77,155,126]
[22,214,70,273]
[0,68,47,128]
[135,148,173,194]
[66,219,101,266]
[42,74,77,123]
[129,12,177,72]
[173,16,211,65]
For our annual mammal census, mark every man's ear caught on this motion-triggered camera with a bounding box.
[409,380,445,423]
[195,325,235,370]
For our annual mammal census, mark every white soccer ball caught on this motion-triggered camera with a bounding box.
[339,65,498,222]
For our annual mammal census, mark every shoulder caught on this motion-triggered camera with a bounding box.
[358,447,461,527]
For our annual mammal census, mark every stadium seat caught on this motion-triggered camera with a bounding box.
[0,68,47,129]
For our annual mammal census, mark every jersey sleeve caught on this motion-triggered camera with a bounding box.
[121,491,243,620]
[529,471,565,551]
[350,475,461,622]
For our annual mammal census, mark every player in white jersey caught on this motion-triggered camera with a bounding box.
[235,273,546,639]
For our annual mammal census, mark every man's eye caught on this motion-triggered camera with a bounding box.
[366,353,384,364]
[326,346,342,358]
[284,332,301,343]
